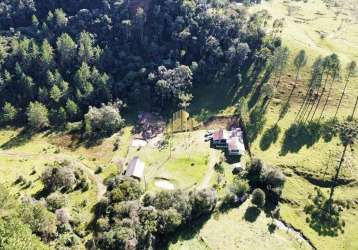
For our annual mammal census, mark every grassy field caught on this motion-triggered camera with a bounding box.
[125,130,213,190]
[167,198,311,250]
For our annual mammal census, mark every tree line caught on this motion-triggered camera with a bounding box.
[0,0,279,135]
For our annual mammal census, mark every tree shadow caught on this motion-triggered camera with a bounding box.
[1,128,34,149]
[248,67,273,109]
[246,106,267,143]
[280,121,321,155]
[304,189,345,237]
[243,206,261,223]
[259,124,281,151]
[158,213,211,249]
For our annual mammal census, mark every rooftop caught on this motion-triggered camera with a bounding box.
[126,156,145,179]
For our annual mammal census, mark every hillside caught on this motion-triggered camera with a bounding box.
[1,0,358,249]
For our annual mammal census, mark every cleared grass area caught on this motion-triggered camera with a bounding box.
[252,0,358,64]
[0,129,101,228]
[126,130,212,190]
[168,199,310,250]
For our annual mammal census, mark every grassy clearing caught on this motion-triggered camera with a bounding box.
[0,129,101,227]
[168,199,310,250]
[126,130,212,190]
[252,0,358,64]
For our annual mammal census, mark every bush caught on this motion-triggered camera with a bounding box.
[252,188,266,208]
[229,178,249,197]
[95,166,103,174]
[84,101,125,138]
[41,165,77,192]
[46,192,67,211]
[19,203,57,241]
[108,177,143,203]
[190,188,217,218]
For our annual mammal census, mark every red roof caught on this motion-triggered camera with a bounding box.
[213,129,225,141]
[227,137,240,151]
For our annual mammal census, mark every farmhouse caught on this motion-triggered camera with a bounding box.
[211,128,245,155]
[125,157,145,180]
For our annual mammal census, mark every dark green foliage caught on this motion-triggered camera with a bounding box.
[246,158,285,205]
[19,203,58,241]
[0,217,47,250]
[304,188,345,236]
[96,175,217,249]
[0,0,270,134]
[251,188,266,208]
[189,188,217,218]
[108,177,143,203]
[41,161,87,193]
[84,101,125,138]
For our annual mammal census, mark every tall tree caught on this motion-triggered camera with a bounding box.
[296,56,323,122]
[334,61,357,118]
[284,50,307,115]
[271,46,289,88]
[56,33,77,68]
[318,54,341,121]
[310,55,331,120]
[26,101,49,130]
[329,119,358,201]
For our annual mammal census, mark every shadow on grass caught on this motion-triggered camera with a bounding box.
[259,124,281,151]
[304,188,345,237]
[1,128,34,149]
[158,213,211,250]
[246,106,267,143]
[243,206,261,223]
[280,121,321,156]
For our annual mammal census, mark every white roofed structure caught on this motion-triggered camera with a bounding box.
[126,157,145,180]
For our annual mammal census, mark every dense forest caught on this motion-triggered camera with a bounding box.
[0,0,276,132]
[0,0,281,249]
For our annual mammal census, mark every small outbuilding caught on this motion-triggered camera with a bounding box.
[125,157,145,180]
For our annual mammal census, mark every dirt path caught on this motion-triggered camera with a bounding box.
[0,150,106,200]
[200,150,220,189]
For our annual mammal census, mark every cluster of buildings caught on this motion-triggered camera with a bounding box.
[210,127,246,156]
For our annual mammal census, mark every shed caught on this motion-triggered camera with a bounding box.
[126,157,145,180]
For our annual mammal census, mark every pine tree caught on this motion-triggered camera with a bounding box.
[334,61,357,118]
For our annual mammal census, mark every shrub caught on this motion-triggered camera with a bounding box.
[95,166,103,174]
[229,178,249,197]
[108,177,143,203]
[252,188,266,208]
[41,165,77,192]
[55,208,71,224]
[46,192,67,211]
[190,188,217,218]
[19,203,57,241]
[84,101,125,138]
